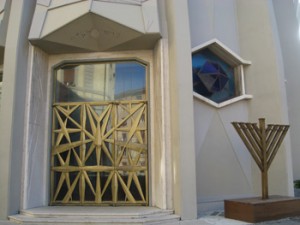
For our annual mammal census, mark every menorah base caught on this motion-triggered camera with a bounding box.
[224,196,300,223]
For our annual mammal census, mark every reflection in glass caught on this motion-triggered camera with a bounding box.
[55,62,146,103]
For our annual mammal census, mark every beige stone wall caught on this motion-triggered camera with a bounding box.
[164,0,197,219]
[0,0,36,219]
[237,0,293,196]
[272,0,300,181]
[190,0,294,213]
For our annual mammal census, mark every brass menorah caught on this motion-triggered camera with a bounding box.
[232,118,289,199]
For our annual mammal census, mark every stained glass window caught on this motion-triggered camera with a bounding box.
[192,48,235,103]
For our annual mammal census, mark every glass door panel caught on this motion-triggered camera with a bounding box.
[51,61,148,205]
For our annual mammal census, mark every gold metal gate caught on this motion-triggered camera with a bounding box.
[51,100,148,205]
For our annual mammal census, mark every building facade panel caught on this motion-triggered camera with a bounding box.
[0,0,298,224]
[189,0,295,213]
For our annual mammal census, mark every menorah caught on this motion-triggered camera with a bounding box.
[225,118,300,223]
[232,118,289,199]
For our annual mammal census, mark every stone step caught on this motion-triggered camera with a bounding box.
[9,206,180,225]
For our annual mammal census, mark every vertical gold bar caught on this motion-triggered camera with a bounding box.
[81,104,86,163]
[80,171,85,203]
[145,103,148,205]
[259,118,268,200]
[112,172,118,204]
[50,106,56,205]
[80,104,85,203]
[112,103,117,204]
[96,172,101,203]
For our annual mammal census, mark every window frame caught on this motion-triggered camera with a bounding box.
[48,53,153,206]
[53,60,148,104]
[192,39,252,108]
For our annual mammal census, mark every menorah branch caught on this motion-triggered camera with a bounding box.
[232,118,289,200]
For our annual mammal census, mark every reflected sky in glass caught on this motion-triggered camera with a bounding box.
[54,61,146,103]
[115,62,146,99]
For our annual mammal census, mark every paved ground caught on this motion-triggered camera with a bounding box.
[194,211,300,225]
[1,211,300,224]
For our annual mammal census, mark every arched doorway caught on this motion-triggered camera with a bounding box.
[51,60,148,206]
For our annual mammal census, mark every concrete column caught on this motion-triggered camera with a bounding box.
[0,0,36,219]
[164,0,197,220]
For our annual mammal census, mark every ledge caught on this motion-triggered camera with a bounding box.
[191,39,252,67]
[193,92,253,108]
[9,206,180,225]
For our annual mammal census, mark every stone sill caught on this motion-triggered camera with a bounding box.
[193,92,253,108]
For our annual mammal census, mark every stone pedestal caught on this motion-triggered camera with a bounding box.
[224,196,300,223]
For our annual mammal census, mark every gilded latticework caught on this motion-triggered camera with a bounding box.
[51,101,148,205]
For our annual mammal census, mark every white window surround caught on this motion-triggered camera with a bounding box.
[192,39,252,108]
[49,51,154,205]
[20,48,172,213]
[193,92,252,108]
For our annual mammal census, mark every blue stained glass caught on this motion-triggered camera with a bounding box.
[202,62,221,74]
[192,48,235,103]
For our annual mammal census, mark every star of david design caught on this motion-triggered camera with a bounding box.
[51,101,148,205]
[196,61,229,93]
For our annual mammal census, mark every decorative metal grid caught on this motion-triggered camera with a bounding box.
[51,100,148,205]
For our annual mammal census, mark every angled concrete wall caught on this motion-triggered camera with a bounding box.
[165,0,197,219]
[12,0,198,221]
[189,0,294,213]
[237,0,293,196]
[0,0,36,219]
[272,0,300,181]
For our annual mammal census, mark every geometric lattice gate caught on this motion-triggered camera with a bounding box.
[51,100,148,205]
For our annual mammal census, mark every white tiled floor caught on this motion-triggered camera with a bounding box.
[191,211,251,225]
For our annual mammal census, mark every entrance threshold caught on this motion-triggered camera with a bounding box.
[9,206,180,225]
